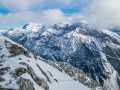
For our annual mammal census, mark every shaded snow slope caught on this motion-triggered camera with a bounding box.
[0,35,92,90]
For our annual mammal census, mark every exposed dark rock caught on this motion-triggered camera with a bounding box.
[27,60,30,62]
[0,67,10,76]
[0,88,16,90]
[9,44,31,58]
[0,71,4,75]
[0,67,10,71]
[14,67,26,77]
[4,40,12,46]
[0,64,3,66]
[34,54,37,60]
[47,71,53,77]
[0,60,5,63]
[103,45,120,74]
[0,77,5,82]
[5,79,12,86]
[17,77,35,90]
[0,54,5,59]
[0,48,2,50]
[4,40,31,58]
[19,58,22,60]
[36,64,51,83]
[54,79,58,83]
[20,62,49,90]
[22,24,29,29]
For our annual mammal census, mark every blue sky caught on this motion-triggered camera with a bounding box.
[0,3,81,15]
[0,0,120,29]
[0,0,89,15]
[0,0,91,29]
[0,8,9,14]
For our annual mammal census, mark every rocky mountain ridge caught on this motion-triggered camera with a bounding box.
[1,22,120,90]
[0,35,92,90]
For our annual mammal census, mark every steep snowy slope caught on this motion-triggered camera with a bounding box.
[113,30,120,35]
[0,35,92,90]
[1,23,120,90]
[44,60,101,89]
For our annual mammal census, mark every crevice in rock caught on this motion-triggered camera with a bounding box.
[27,60,30,62]
[0,54,5,59]
[36,64,52,84]
[47,71,53,77]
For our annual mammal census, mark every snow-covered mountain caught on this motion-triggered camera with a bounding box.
[0,35,93,90]
[113,30,120,35]
[1,23,120,90]
[110,28,120,35]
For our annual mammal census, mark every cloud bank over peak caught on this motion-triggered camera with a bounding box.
[0,0,43,11]
[0,0,75,12]
[0,0,120,30]
[0,9,69,26]
[84,0,120,29]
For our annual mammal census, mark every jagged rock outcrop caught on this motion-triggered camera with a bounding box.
[20,62,49,90]
[17,77,35,90]
[0,67,10,76]
[0,77,5,82]
[0,67,10,71]
[13,67,26,78]
[4,40,31,58]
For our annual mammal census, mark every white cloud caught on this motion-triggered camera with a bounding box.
[0,9,69,26]
[0,0,89,11]
[0,0,120,30]
[0,0,75,12]
[0,0,43,11]
[69,14,87,24]
[57,0,73,5]
[83,0,120,29]
[41,9,69,25]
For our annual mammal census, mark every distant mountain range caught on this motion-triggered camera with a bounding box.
[1,22,120,90]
